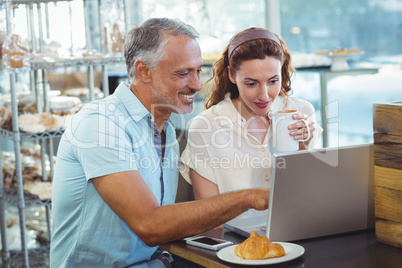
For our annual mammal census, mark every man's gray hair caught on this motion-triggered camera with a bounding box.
[124,18,199,83]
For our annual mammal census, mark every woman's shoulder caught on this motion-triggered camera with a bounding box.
[187,104,219,130]
[191,97,233,123]
[188,99,238,136]
[194,103,219,119]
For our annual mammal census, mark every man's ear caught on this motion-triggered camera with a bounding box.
[135,60,152,83]
[228,66,236,84]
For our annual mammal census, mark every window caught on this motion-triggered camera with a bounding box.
[280,0,402,59]
[279,0,402,147]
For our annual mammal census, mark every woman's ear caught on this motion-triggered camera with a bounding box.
[228,66,236,84]
[135,60,152,83]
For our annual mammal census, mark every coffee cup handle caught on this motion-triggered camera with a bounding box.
[299,119,311,142]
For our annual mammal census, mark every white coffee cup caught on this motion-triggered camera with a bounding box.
[271,110,311,152]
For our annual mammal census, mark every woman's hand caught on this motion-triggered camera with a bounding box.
[288,112,316,150]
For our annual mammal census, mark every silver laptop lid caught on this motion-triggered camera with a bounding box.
[266,143,375,241]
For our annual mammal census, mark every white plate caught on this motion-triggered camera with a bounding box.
[217,242,305,265]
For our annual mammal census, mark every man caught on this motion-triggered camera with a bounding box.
[50,18,269,267]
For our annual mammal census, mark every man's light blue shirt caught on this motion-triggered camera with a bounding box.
[50,82,179,267]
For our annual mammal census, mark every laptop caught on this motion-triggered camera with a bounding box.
[224,143,375,241]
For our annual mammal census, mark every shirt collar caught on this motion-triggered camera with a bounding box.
[114,82,175,129]
[214,93,244,127]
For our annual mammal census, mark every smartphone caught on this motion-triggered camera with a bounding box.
[186,236,233,251]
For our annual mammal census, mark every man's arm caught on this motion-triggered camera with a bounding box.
[92,170,269,247]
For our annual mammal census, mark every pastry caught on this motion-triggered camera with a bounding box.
[234,231,285,260]
[111,23,124,53]
[20,143,41,159]
[63,87,103,102]
[2,34,30,68]
[18,112,64,132]
[82,50,102,58]
[50,95,82,115]
[316,48,362,55]
[23,181,52,199]
[0,101,12,128]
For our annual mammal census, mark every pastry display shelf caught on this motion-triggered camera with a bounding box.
[0,55,125,72]
[12,0,71,4]
[28,55,125,70]
[9,246,49,268]
[4,188,51,208]
[0,127,64,140]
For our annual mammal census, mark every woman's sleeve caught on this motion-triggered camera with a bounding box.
[179,114,218,185]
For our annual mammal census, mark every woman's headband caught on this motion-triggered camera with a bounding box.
[228,28,281,64]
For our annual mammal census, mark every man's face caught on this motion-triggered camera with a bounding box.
[150,36,203,115]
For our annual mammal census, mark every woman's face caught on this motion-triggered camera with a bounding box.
[229,56,282,118]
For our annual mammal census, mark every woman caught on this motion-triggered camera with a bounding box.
[180,27,323,218]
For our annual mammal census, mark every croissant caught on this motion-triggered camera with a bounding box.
[234,231,285,260]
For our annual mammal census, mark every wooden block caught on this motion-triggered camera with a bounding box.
[374,135,402,170]
[375,218,402,248]
[375,166,402,191]
[373,103,402,136]
[373,102,402,248]
[375,186,402,223]
[374,133,402,144]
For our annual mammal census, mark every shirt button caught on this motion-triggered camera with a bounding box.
[148,115,152,119]
[154,132,158,136]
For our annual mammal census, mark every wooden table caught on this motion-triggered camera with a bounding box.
[161,228,245,268]
[161,227,402,268]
